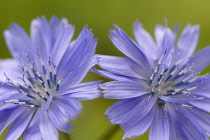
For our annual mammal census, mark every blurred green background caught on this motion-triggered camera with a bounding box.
[1,0,210,140]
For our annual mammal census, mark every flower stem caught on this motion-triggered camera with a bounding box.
[99,125,120,140]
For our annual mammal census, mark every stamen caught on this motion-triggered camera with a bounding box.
[4,73,19,87]
[42,86,50,96]
[182,91,190,95]
[167,88,182,93]
[20,66,35,85]
[173,81,186,87]
[151,90,159,96]
[179,63,194,76]
[150,50,167,84]
[3,100,40,107]
[182,74,194,83]
[172,73,195,87]
[18,89,36,99]
[34,91,47,101]
[178,67,189,75]
[4,55,64,108]
[45,75,51,88]
[50,69,53,82]
[56,79,62,91]
[27,56,35,70]
[31,67,43,81]
[165,57,190,82]
[165,88,188,96]
[181,104,193,109]
[53,68,57,84]
[18,84,29,92]
[165,91,182,96]
[26,85,47,101]
[186,86,198,91]
[48,60,56,82]
[156,52,174,85]
[188,77,199,83]
[37,53,46,73]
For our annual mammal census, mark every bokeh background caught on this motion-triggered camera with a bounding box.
[1,0,210,140]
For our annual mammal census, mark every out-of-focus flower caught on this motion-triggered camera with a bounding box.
[96,21,210,140]
[0,16,100,140]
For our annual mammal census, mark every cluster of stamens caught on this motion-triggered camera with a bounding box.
[3,56,63,108]
[148,51,204,106]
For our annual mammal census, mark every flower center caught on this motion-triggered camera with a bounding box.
[3,57,62,107]
[149,51,199,98]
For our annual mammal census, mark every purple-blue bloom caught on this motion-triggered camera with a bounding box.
[0,16,101,140]
[96,21,210,139]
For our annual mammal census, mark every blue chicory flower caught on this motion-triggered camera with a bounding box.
[96,21,210,139]
[0,16,101,140]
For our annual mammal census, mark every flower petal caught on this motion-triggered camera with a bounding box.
[109,25,152,73]
[176,106,208,140]
[121,95,158,129]
[4,24,35,63]
[183,75,210,99]
[122,105,156,140]
[106,96,146,124]
[58,80,101,95]
[63,90,101,101]
[175,25,200,59]
[58,26,97,79]
[98,55,149,79]
[29,95,52,127]
[0,107,17,128]
[30,16,51,64]
[159,96,200,103]
[155,25,165,47]
[60,56,98,88]
[23,121,42,140]
[48,103,73,133]
[189,97,210,112]
[0,84,21,102]
[133,21,159,66]
[5,109,35,140]
[187,46,210,73]
[31,16,75,67]
[49,17,75,65]
[149,105,169,140]
[190,107,210,136]
[39,112,58,140]
[59,80,101,100]
[101,81,149,99]
[0,104,17,112]
[53,97,82,120]
[0,106,26,135]
[92,68,142,82]
[154,25,176,56]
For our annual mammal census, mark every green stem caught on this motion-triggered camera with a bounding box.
[98,125,120,140]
